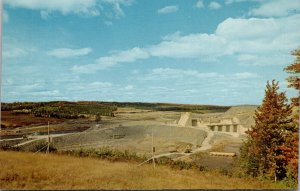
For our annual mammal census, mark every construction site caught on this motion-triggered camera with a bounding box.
[1,104,257,169]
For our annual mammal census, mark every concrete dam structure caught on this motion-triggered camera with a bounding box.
[177,106,257,136]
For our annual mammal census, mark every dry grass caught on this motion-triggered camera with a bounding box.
[0,151,288,190]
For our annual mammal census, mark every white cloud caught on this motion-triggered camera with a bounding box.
[85,81,112,88]
[2,36,39,59]
[154,14,300,61]
[249,0,300,17]
[71,14,300,73]
[3,10,9,23]
[144,68,259,81]
[145,68,220,80]
[18,83,44,91]
[148,33,229,58]
[238,54,294,66]
[4,0,100,17]
[4,0,134,19]
[123,85,134,90]
[234,72,259,79]
[209,1,222,10]
[3,47,28,59]
[195,0,204,9]
[103,0,134,7]
[30,90,60,96]
[102,0,134,18]
[215,15,300,54]
[225,0,257,4]
[215,17,281,40]
[3,37,39,60]
[67,81,112,91]
[157,5,179,14]
[40,10,50,20]
[72,47,149,73]
[47,47,92,58]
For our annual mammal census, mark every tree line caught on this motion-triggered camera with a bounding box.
[2,102,118,119]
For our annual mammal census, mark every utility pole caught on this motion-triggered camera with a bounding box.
[152,125,155,168]
[46,120,50,154]
[137,124,156,168]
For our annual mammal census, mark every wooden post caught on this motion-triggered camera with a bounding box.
[152,126,155,168]
[46,121,50,154]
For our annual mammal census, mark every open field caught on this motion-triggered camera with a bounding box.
[0,117,92,139]
[1,111,64,128]
[0,151,288,190]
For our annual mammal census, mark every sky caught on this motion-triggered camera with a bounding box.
[1,0,300,105]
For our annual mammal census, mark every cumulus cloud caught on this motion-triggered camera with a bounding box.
[148,15,300,64]
[47,47,92,58]
[249,0,300,17]
[157,5,179,14]
[208,1,222,10]
[195,0,204,9]
[148,33,229,58]
[71,14,300,73]
[215,17,281,39]
[72,47,149,73]
[4,0,134,19]
[215,15,300,54]
[4,0,100,16]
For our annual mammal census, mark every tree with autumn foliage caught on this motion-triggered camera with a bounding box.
[240,80,296,182]
[280,47,300,183]
[284,48,300,109]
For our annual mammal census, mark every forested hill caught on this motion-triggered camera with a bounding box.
[1,101,231,114]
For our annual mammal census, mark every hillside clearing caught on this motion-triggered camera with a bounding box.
[0,151,288,189]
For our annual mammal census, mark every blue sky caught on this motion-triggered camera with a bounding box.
[2,0,300,105]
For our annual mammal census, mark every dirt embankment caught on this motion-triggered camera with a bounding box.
[53,124,207,154]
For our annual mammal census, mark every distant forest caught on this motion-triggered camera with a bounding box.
[1,101,230,119]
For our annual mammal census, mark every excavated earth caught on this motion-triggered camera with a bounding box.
[13,106,257,169]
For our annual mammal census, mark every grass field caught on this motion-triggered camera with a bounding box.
[0,151,288,189]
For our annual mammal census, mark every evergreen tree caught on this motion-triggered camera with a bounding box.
[240,80,295,181]
[281,47,300,183]
[284,48,300,107]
